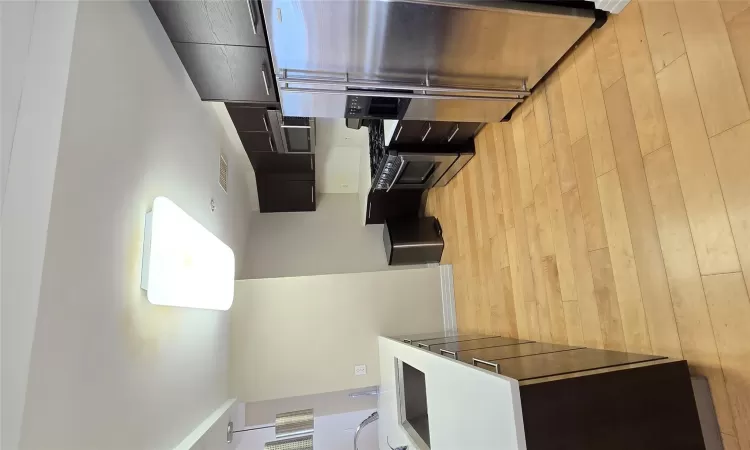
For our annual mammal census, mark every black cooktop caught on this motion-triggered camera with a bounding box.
[368,119,386,179]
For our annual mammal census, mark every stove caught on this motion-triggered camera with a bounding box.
[369,120,387,179]
[367,119,474,192]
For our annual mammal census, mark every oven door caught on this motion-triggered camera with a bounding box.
[267,111,316,154]
[390,153,458,190]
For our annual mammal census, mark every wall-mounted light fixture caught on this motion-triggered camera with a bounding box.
[141,197,235,310]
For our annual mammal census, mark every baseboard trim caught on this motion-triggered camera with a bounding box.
[439,264,457,333]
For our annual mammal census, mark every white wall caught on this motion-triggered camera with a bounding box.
[241,193,406,279]
[314,119,369,194]
[230,267,445,403]
[1,3,79,449]
[10,2,252,449]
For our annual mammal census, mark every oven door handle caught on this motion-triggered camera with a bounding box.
[386,156,406,193]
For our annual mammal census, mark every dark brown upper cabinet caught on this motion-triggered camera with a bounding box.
[172,43,276,102]
[150,0,267,47]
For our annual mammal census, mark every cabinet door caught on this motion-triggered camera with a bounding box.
[456,342,579,364]
[227,105,270,132]
[365,190,424,225]
[409,334,490,350]
[248,153,314,174]
[150,0,267,47]
[446,122,482,143]
[434,336,530,353]
[239,131,275,153]
[258,177,315,212]
[173,43,276,102]
[485,348,665,381]
[391,121,453,144]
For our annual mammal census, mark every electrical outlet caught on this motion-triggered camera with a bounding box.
[354,364,367,376]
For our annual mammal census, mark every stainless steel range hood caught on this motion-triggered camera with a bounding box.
[261,0,597,122]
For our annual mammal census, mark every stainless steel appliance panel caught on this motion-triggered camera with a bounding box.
[262,0,595,91]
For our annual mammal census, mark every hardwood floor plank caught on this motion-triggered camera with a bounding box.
[559,55,588,145]
[512,116,534,208]
[466,157,488,246]
[727,8,750,112]
[723,434,742,450]
[562,188,605,348]
[525,111,555,257]
[711,120,750,296]
[656,54,741,275]
[639,0,686,73]
[562,300,586,346]
[614,0,670,156]
[482,125,505,217]
[592,19,625,90]
[505,226,529,339]
[575,35,617,176]
[545,72,579,194]
[533,84,553,145]
[526,205,552,342]
[596,169,652,354]
[497,265,518,338]
[477,128,499,240]
[540,139,578,304]
[452,172,472,261]
[675,0,750,137]
[504,122,537,309]
[543,255,569,344]
[477,242,495,334]
[489,124,515,230]
[643,145,737,436]
[589,247,627,352]
[571,136,609,251]
[524,301,542,342]
[524,112,543,191]
[702,272,750,450]
[604,77,682,359]
[720,0,750,22]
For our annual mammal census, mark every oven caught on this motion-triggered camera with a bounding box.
[373,152,459,191]
[369,120,474,191]
[266,110,316,154]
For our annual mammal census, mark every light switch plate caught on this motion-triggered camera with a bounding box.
[354,364,367,376]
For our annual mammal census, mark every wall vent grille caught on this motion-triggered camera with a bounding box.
[219,153,228,193]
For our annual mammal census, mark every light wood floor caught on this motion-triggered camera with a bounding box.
[426,1,750,448]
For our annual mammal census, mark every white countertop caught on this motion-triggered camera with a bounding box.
[377,337,526,450]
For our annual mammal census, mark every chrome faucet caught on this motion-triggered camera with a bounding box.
[353,411,408,450]
[354,412,379,450]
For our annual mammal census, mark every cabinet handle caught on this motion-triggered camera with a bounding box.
[246,0,258,35]
[402,339,412,344]
[440,349,457,359]
[311,185,315,203]
[421,123,432,142]
[417,343,429,349]
[367,202,372,219]
[262,115,269,132]
[261,66,271,96]
[268,135,274,152]
[310,156,314,170]
[394,125,403,142]
[472,358,499,373]
[448,123,460,142]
